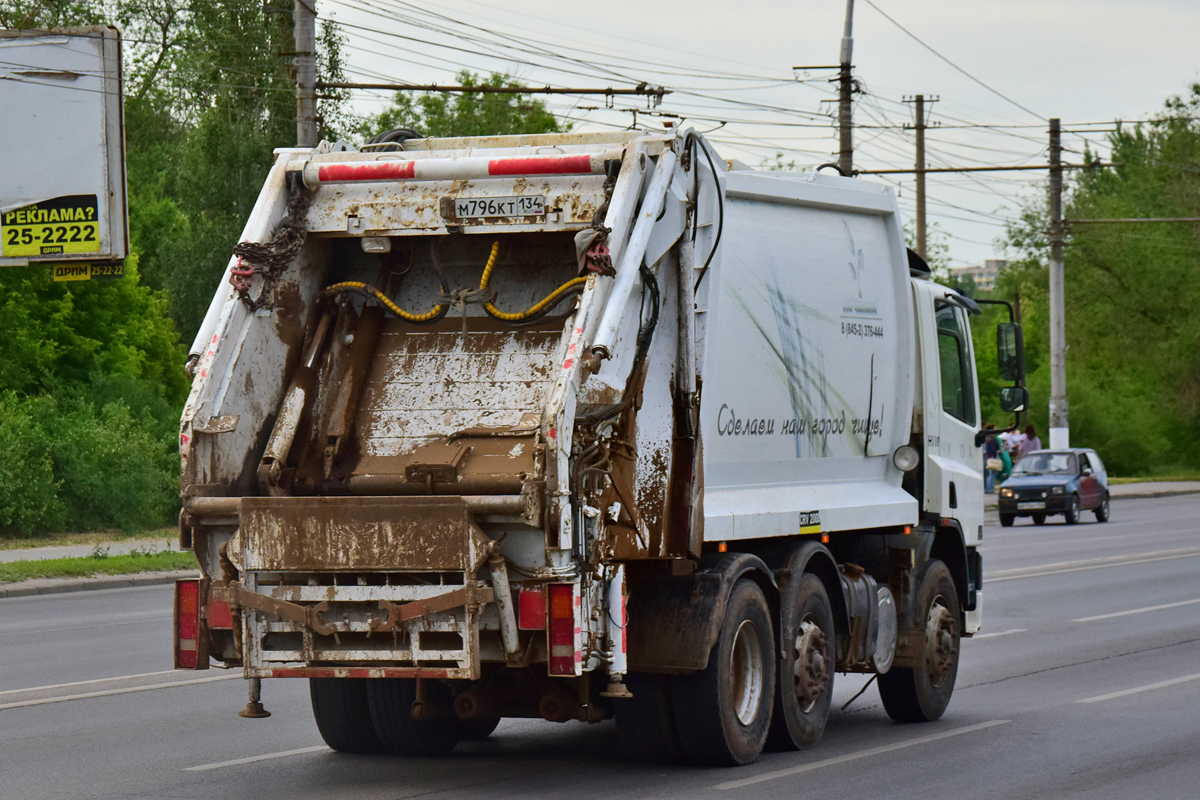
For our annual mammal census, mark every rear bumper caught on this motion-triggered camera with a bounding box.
[215,496,515,680]
[250,666,459,679]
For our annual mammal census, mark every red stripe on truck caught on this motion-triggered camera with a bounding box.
[317,161,416,182]
[488,155,593,176]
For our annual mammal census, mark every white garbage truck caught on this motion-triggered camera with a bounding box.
[173,129,1026,765]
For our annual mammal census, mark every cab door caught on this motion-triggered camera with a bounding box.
[913,282,984,544]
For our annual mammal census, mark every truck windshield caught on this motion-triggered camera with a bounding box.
[1013,452,1077,476]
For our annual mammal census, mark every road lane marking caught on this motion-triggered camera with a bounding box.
[0,670,178,697]
[1073,598,1200,623]
[712,720,1010,790]
[989,548,1200,583]
[971,628,1026,639]
[1076,673,1200,704]
[0,674,240,710]
[184,746,328,771]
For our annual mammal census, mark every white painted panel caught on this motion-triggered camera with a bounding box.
[698,174,914,538]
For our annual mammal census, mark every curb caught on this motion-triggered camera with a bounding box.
[1110,488,1200,500]
[0,569,199,600]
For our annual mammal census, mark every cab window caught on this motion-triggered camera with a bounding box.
[935,302,976,426]
[1078,453,1092,474]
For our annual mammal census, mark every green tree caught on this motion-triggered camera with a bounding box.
[362,71,564,139]
[997,85,1200,474]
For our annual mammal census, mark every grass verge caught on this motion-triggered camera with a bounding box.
[1110,473,1200,485]
[0,549,196,584]
[0,527,176,551]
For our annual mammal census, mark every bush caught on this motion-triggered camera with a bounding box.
[0,392,178,537]
[0,393,66,535]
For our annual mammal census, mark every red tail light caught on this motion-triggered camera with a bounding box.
[175,579,203,669]
[548,584,578,676]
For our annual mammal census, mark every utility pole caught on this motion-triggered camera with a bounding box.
[294,0,318,147]
[906,94,936,259]
[837,0,855,175]
[1048,118,1068,449]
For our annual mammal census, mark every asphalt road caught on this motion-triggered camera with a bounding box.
[2,494,1198,800]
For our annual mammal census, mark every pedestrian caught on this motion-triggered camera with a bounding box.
[983,424,1000,493]
[998,445,1013,483]
[1006,427,1026,463]
[1021,424,1042,456]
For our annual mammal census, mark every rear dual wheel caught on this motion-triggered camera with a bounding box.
[365,679,460,756]
[310,678,385,754]
[767,573,835,750]
[309,677,462,756]
[671,580,776,766]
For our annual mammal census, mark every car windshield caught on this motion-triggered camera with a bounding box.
[1013,452,1077,476]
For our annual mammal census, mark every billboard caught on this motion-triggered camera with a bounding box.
[0,26,128,273]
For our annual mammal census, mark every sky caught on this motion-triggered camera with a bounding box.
[320,0,1200,268]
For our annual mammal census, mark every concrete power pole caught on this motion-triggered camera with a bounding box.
[909,94,935,259]
[294,0,318,147]
[1048,118,1069,448]
[837,0,855,175]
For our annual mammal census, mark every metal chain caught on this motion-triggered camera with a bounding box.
[230,187,311,311]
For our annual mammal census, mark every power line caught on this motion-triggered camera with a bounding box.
[861,0,1043,120]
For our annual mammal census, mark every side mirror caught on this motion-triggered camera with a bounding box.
[1000,386,1028,413]
[997,322,1025,381]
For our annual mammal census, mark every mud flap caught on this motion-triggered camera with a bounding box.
[626,552,776,674]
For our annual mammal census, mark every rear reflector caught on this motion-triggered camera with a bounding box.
[175,579,202,669]
[518,587,546,630]
[548,584,577,676]
[206,596,234,629]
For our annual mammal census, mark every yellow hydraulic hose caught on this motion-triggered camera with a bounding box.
[322,282,445,323]
[479,241,587,321]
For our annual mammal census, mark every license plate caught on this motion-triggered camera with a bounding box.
[447,195,545,220]
[1017,501,1045,510]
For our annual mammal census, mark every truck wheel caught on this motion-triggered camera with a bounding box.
[1032,513,1047,526]
[455,715,501,740]
[878,559,959,723]
[614,672,685,762]
[766,573,834,750]
[670,579,775,766]
[1094,494,1110,522]
[365,679,460,756]
[1064,495,1080,525]
[999,513,1014,527]
[309,678,386,754]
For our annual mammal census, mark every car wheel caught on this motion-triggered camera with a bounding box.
[1032,513,1046,526]
[1094,493,1110,522]
[999,513,1014,527]
[1064,495,1080,525]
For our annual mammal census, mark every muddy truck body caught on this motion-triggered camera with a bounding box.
[173,130,1025,765]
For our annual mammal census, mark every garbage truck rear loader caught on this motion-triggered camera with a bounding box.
[174,130,1025,765]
